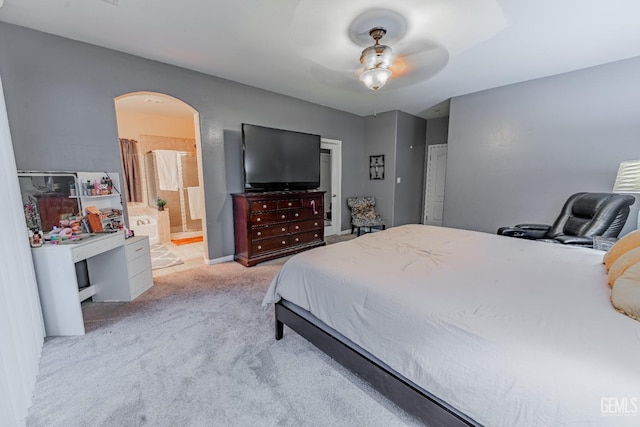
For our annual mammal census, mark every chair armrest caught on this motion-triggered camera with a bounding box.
[497,226,549,239]
[514,224,552,231]
[554,235,594,246]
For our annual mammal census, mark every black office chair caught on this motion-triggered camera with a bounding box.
[497,192,635,247]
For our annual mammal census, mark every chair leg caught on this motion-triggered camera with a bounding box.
[357,227,361,237]
[351,225,354,234]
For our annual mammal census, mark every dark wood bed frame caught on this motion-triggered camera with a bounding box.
[274,300,478,426]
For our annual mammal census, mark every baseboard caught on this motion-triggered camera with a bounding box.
[207,255,234,265]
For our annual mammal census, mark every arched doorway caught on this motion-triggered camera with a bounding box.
[114,92,207,268]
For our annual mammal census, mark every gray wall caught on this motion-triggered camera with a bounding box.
[426,117,449,146]
[363,111,397,225]
[362,110,427,227]
[393,111,427,226]
[0,22,366,259]
[444,56,640,236]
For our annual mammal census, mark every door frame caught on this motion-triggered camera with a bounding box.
[321,138,342,236]
[423,143,448,225]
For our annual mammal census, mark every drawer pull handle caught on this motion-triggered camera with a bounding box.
[257,231,262,236]
[282,240,286,245]
[295,238,299,242]
[288,202,292,206]
[281,228,286,232]
[314,234,318,238]
[281,215,285,219]
[314,222,318,226]
[257,218,261,222]
[135,247,143,252]
[295,226,299,230]
[258,245,262,250]
[295,213,299,217]
[263,204,267,209]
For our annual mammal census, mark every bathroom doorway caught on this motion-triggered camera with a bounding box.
[114,92,206,262]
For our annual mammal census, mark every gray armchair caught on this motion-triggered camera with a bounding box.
[497,192,635,247]
[347,196,386,236]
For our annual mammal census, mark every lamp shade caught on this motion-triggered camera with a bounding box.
[359,68,392,91]
[613,160,640,192]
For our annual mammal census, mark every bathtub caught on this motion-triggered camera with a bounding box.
[129,215,159,245]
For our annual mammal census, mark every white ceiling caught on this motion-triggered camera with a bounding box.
[2,0,640,119]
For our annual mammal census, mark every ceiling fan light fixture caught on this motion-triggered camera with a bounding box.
[360,44,394,70]
[359,27,394,91]
[359,67,392,91]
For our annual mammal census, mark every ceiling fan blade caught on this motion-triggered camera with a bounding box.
[394,39,441,57]
[387,43,450,88]
[309,61,363,92]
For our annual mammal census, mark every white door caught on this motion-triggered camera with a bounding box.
[321,138,342,236]
[424,144,447,226]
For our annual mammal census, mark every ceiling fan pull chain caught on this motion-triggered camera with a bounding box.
[373,92,377,117]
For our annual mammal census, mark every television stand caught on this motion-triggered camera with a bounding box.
[231,191,325,266]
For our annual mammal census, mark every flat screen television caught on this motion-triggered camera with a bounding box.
[242,123,321,191]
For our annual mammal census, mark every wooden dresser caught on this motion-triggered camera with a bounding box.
[232,191,325,266]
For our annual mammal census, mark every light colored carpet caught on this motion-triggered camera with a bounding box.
[150,243,184,270]
[26,236,419,427]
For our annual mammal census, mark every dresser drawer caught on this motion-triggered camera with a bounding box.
[302,197,323,211]
[294,208,324,221]
[251,211,290,225]
[277,199,302,210]
[252,224,288,239]
[292,230,323,245]
[252,236,290,254]
[251,200,277,212]
[290,219,322,233]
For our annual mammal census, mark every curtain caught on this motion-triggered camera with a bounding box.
[0,76,45,426]
[119,138,142,202]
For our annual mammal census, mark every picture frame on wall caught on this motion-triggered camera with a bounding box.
[369,155,385,180]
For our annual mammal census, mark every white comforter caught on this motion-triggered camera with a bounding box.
[263,225,640,426]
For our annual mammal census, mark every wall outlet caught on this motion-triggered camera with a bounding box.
[396,177,401,184]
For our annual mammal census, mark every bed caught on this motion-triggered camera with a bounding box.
[262,224,640,426]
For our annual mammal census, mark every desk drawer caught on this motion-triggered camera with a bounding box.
[130,267,153,300]
[127,253,151,278]
[71,233,124,262]
[125,237,150,261]
[252,236,290,254]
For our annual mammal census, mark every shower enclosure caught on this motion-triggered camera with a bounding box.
[145,150,202,236]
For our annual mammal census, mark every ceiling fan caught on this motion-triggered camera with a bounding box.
[359,27,394,91]
[308,9,450,93]
[356,25,450,92]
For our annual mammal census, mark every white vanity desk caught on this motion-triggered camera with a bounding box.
[31,232,152,336]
